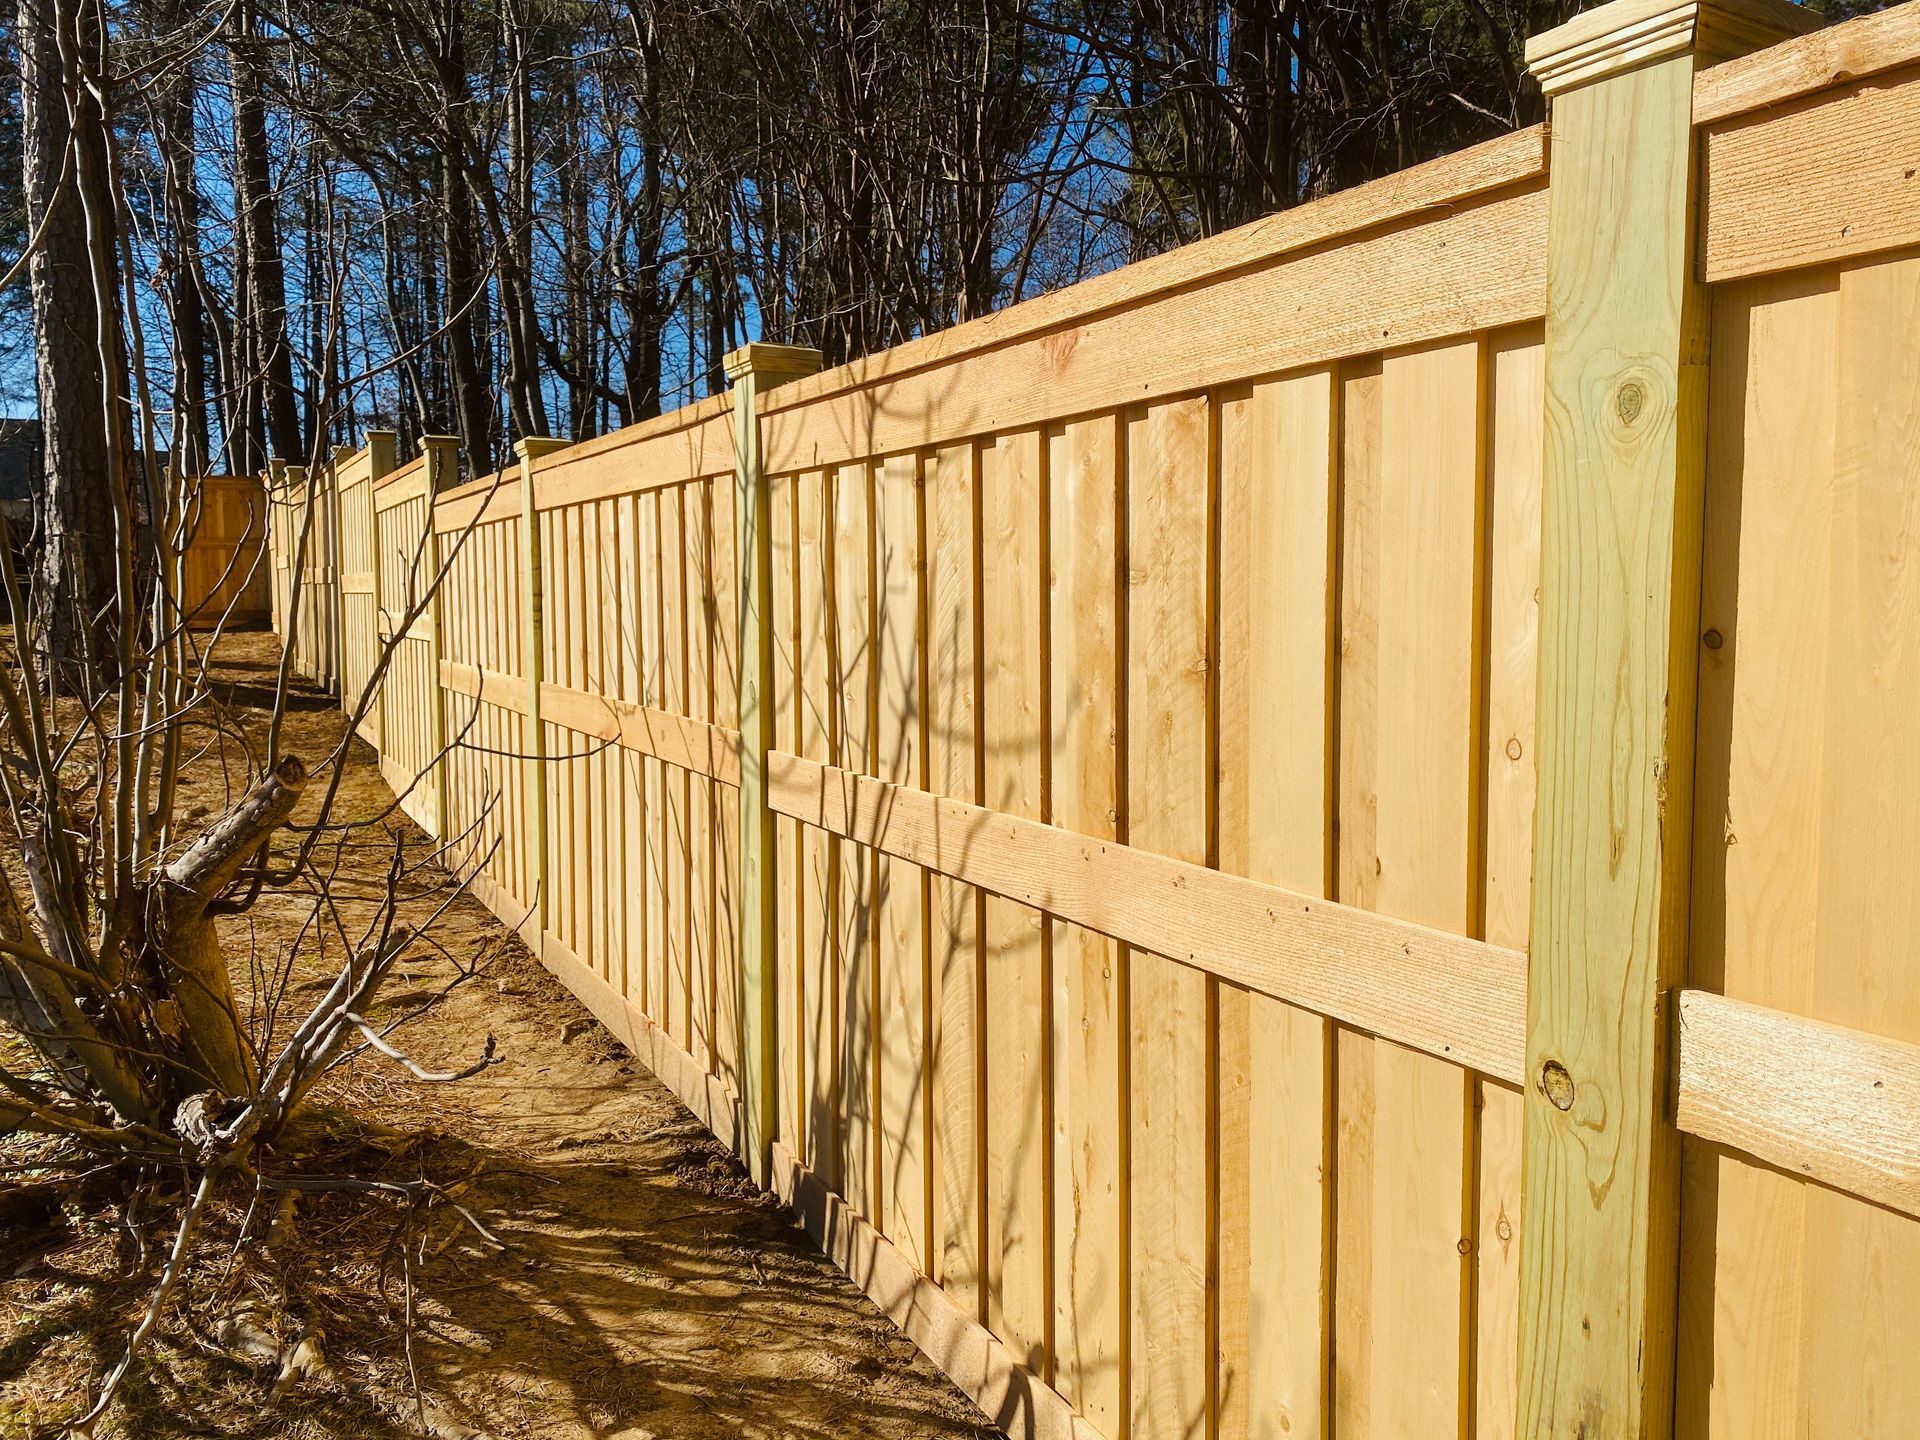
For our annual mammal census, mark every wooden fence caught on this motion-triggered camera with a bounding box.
[177,473,270,627]
[268,0,1920,1433]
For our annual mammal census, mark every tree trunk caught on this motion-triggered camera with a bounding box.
[231,1,304,463]
[20,0,128,672]
[158,58,212,476]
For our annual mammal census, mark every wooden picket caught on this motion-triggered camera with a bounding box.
[266,2,1920,1433]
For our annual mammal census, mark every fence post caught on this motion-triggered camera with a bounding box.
[516,436,569,949]
[421,436,461,842]
[725,342,821,1186]
[1517,0,1817,1432]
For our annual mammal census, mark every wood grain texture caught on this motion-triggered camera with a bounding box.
[1215,369,1336,1440]
[1788,248,1920,1438]
[1701,64,1920,283]
[770,465,805,1155]
[1675,992,1920,1221]
[1677,270,1834,1440]
[1693,0,1920,123]
[1519,53,1703,1439]
[1046,415,1125,1436]
[1679,253,1920,1436]
[796,469,840,1189]
[875,452,930,1268]
[661,486,692,1050]
[1366,338,1483,1438]
[709,481,742,1101]
[1333,359,1384,1440]
[771,1141,1091,1440]
[1474,327,1544,1440]
[760,184,1546,478]
[926,440,984,1320]
[757,129,1543,428]
[686,484,715,1070]
[642,489,671,1035]
[765,756,1525,1082]
[832,462,877,1220]
[982,429,1049,1374]
[1125,395,1212,1440]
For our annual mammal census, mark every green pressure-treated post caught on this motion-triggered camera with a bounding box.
[1516,0,1816,1433]
[725,342,821,1186]
[517,436,570,949]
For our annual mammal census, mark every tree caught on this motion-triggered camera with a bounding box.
[18,0,133,672]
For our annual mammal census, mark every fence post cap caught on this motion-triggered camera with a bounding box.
[514,436,571,462]
[723,342,823,385]
[1525,0,1819,94]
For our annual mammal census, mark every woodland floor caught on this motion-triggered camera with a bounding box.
[0,630,994,1440]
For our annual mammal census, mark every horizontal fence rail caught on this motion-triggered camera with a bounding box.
[267,1,1920,1433]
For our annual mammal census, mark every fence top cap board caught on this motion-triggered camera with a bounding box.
[1527,0,1821,94]
[723,342,826,383]
[749,123,1547,421]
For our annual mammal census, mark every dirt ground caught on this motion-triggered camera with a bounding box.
[0,631,994,1440]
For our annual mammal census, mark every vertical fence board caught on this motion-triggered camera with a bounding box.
[1215,368,1337,1440]
[876,452,930,1268]
[661,487,691,1047]
[772,469,805,1154]
[1678,268,1834,1440]
[832,461,878,1221]
[1367,338,1483,1437]
[642,489,671,1033]
[713,474,743,1099]
[616,495,642,1006]
[688,483,714,1070]
[1475,326,1544,1440]
[1126,394,1212,1440]
[1792,247,1920,1437]
[1333,356,1384,1440]
[983,428,1049,1374]
[1047,414,1124,1435]
[926,440,983,1318]
[798,468,841,1190]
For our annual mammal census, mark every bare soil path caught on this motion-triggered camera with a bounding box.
[0,632,994,1440]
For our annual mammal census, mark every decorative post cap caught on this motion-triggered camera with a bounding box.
[514,435,570,462]
[1525,0,1819,95]
[420,434,461,491]
[723,342,823,385]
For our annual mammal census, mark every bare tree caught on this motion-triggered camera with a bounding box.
[2,12,506,1425]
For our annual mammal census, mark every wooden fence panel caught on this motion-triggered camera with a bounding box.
[268,15,1920,1437]
[337,443,386,744]
[1676,246,1920,1437]
[269,464,342,689]
[179,473,270,627]
[372,459,438,836]
[436,486,528,923]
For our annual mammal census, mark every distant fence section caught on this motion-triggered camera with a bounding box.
[269,0,1920,1433]
[178,473,271,627]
